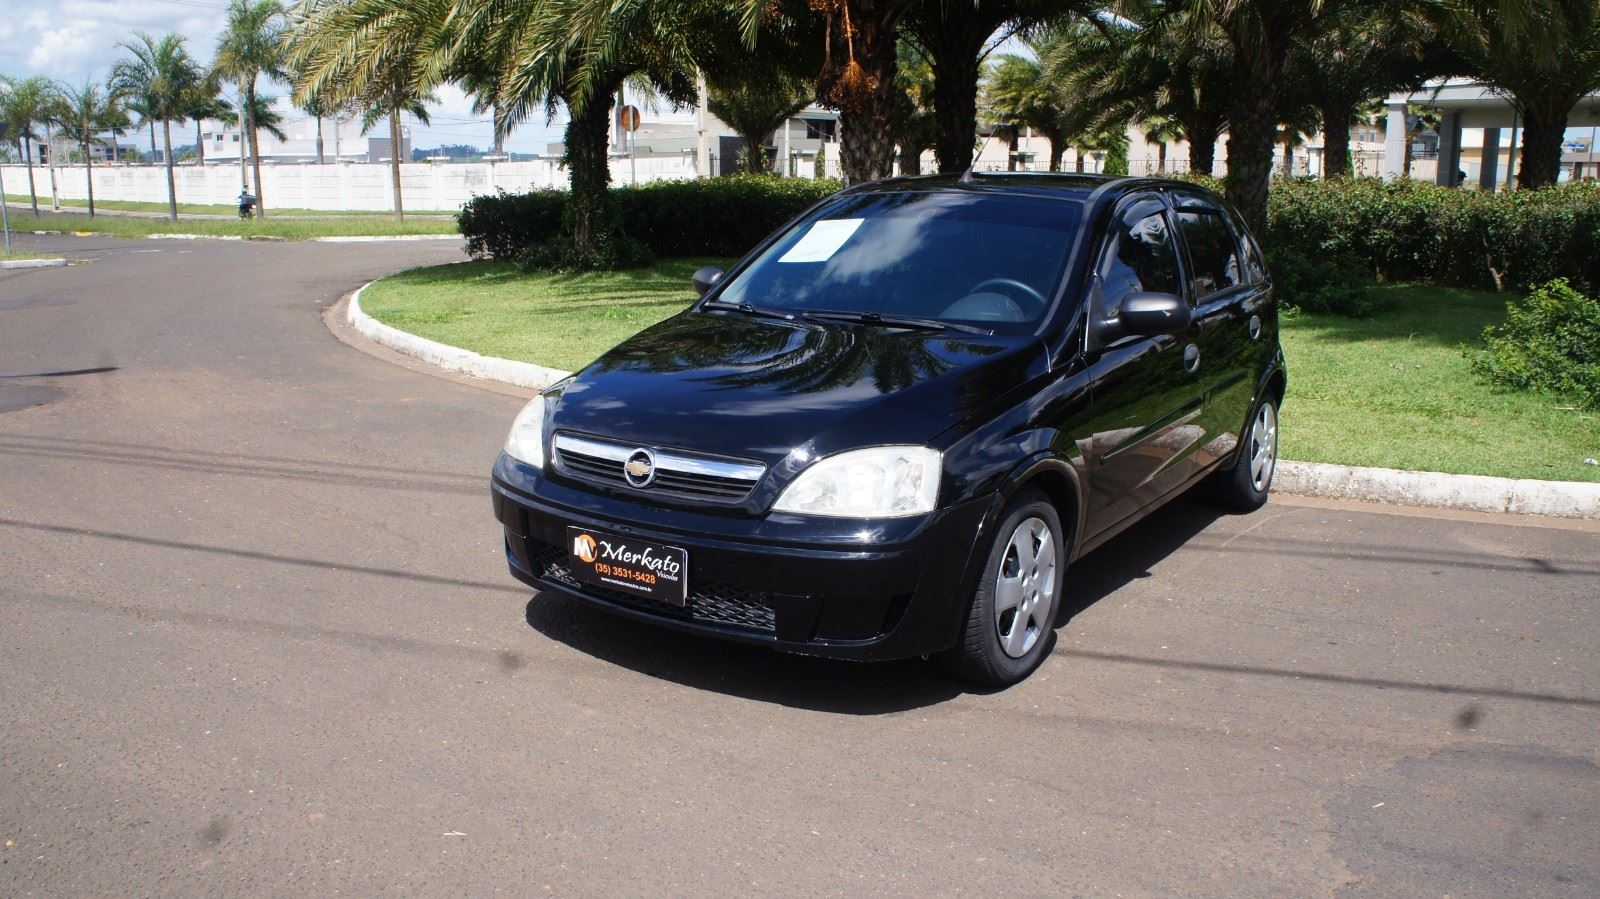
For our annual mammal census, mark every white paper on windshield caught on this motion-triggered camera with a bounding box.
[778,218,863,263]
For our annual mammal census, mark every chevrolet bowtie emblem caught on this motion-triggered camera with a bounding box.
[623,449,657,488]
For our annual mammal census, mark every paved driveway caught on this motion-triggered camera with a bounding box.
[2,234,1596,896]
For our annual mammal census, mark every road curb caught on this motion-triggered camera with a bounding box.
[345,281,570,391]
[147,233,243,241]
[0,257,67,269]
[1275,461,1600,519]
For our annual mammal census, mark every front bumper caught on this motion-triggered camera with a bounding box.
[492,455,990,661]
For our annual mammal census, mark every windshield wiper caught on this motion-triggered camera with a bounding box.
[703,300,796,321]
[802,310,993,336]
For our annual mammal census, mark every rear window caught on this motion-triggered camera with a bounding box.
[714,191,1083,332]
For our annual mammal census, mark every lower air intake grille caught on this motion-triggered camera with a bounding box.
[527,539,777,633]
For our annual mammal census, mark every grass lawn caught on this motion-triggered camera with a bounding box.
[6,210,458,239]
[360,259,727,373]
[1281,284,1598,482]
[361,262,1599,482]
[8,193,455,218]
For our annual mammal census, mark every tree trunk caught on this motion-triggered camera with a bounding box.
[149,122,157,161]
[45,123,60,210]
[914,4,987,175]
[564,90,614,258]
[1224,48,1284,240]
[1515,102,1571,189]
[1320,100,1352,178]
[388,104,405,221]
[835,2,900,185]
[84,142,95,218]
[1281,136,1294,177]
[1005,130,1019,171]
[1048,137,1065,173]
[930,40,982,174]
[22,136,38,216]
[161,119,178,219]
[1186,120,1219,175]
[898,137,923,176]
[315,115,325,165]
[1074,149,1085,173]
[492,102,505,156]
[1156,142,1168,174]
[196,120,205,165]
[246,82,266,219]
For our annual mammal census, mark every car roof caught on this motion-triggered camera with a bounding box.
[842,172,1216,207]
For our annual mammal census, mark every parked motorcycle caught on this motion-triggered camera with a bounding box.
[238,191,258,219]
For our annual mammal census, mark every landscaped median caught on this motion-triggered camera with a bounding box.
[352,260,1600,513]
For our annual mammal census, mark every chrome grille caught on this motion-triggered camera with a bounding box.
[527,539,777,633]
[552,433,765,504]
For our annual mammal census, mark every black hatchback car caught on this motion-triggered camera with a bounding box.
[492,173,1284,686]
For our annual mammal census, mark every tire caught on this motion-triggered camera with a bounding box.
[1215,397,1279,512]
[937,489,1064,687]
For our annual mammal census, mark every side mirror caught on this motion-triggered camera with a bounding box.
[1118,292,1191,337]
[692,266,724,297]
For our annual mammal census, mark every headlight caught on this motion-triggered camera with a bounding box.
[772,446,941,518]
[504,397,547,468]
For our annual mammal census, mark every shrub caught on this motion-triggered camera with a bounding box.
[458,175,842,264]
[1265,246,1388,317]
[1470,279,1600,409]
[1263,178,1600,293]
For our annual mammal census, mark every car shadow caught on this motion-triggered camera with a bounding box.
[523,494,1233,715]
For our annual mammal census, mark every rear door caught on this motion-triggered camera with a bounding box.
[1081,194,1207,537]
[1171,193,1266,471]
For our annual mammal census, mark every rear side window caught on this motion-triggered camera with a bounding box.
[1174,206,1242,299]
[1097,208,1182,320]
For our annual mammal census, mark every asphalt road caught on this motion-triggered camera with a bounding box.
[2,234,1597,897]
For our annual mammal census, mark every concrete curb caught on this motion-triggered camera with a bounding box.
[147,233,243,241]
[315,235,461,243]
[1275,461,1600,519]
[345,281,570,391]
[0,257,67,269]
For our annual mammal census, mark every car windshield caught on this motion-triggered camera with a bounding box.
[711,191,1083,332]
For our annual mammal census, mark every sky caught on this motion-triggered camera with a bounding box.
[0,0,578,153]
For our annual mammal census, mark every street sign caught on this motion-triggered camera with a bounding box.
[618,105,641,134]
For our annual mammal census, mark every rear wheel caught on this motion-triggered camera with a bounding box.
[1215,398,1278,511]
[937,489,1063,687]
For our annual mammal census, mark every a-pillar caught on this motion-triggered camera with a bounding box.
[1382,98,1409,181]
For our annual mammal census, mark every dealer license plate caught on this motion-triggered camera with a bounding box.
[565,526,688,606]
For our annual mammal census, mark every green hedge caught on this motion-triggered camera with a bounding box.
[1470,278,1600,410]
[1266,178,1600,293]
[459,175,843,262]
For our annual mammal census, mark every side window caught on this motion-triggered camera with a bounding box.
[1174,205,1242,299]
[1096,208,1182,323]
[1226,206,1268,284]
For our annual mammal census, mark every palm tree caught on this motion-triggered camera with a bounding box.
[53,81,129,217]
[982,30,1081,172]
[892,40,937,176]
[0,75,57,216]
[1140,115,1185,174]
[1438,0,1600,188]
[109,32,203,219]
[1045,7,1231,176]
[289,0,452,222]
[215,0,289,217]
[185,77,234,165]
[707,76,812,173]
[902,0,1072,174]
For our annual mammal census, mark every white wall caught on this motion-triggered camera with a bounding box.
[2,157,704,212]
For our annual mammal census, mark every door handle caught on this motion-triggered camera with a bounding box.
[1183,343,1201,373]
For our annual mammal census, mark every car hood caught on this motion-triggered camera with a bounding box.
[549,310,1049,466]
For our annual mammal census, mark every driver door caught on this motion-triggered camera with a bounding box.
[1081,195,1207,538]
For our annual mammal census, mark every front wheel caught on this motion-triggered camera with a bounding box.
[937,489,1063,687]
[1215,398,1278,511]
